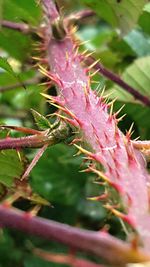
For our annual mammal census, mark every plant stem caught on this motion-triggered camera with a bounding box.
[42,0,59,22]
[66,9,95,24]
[0,133,50,150]
[86,57,150,106]
[0,20,31,33]
[0,205,149,265]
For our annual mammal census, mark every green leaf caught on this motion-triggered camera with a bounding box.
[0,57,17,77]
[81,0,147,35]
[31,144,87,206]
[0,57,25,88]
[0,150,25,187]
[2,0,41,25]
[0,31,32,62]
[124,29,150,57]
[108,56,150,103]
[139,3,150,34]
[31,109,51,130]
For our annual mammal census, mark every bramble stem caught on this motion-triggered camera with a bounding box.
[0,134,49,150]
[0,205,150,265]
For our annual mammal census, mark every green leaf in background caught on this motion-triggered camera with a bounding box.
[1,0,41,25]
[124,29,150,57]
[81,0,147,35]
[108,56,150,103]
[0,0,41,61]
[31,144,87,206]
[0,31,32,62]
[0,57,17,77]
[0,150,25,187]
[0,57,25,88]
[139,2,150,35]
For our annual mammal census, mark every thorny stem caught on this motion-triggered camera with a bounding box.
[0,122,72,150]
[0,20,32,33]
[85,57,150,107]
[0,205,150,266]
[0,134,50,150]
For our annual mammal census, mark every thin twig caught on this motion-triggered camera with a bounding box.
[0,205,150,266]
[65,9,95,24]
[85,57,150,107]
[0,20,32,33]
[21,144,48,180]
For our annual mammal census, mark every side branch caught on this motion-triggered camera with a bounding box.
[86,57,150,107]
[0,205,150,265]
[0,20,31,33]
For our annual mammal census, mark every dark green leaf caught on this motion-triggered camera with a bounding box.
[0,150,25,187]
[31,144,87,206]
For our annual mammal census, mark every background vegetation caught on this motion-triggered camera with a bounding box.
[0,0,150,266]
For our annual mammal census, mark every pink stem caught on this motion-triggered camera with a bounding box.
[0,205,149,265]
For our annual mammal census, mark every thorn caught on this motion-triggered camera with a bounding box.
[39,81,52,87]
[16,149,22,162]
[81,49,88,56]
[100,86,106,98]
[87,193,108,201]
[2,193,20,207]
[89,167,110,183]
[74,46,79,58]
[25,205,41,218]
[114,104,125,118]
[69,138,82,145]
[39,66,63,87]
[126,122,134,141]
[117,114,126,122]
[85,51,94,58]
[91,80,99,84]
[55,113,79,127]
[74,145,103,163]
[107,97,117,108]
[89,69,100,78]
[79,168,91,173]
[41,93,64,106]
[86,59,100,72]
[79,39,90,46]
[74,144,93,157]
[105,205,136,228]
[32,56,48,64]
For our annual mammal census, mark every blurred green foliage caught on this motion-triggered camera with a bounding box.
[0,0,150,266]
